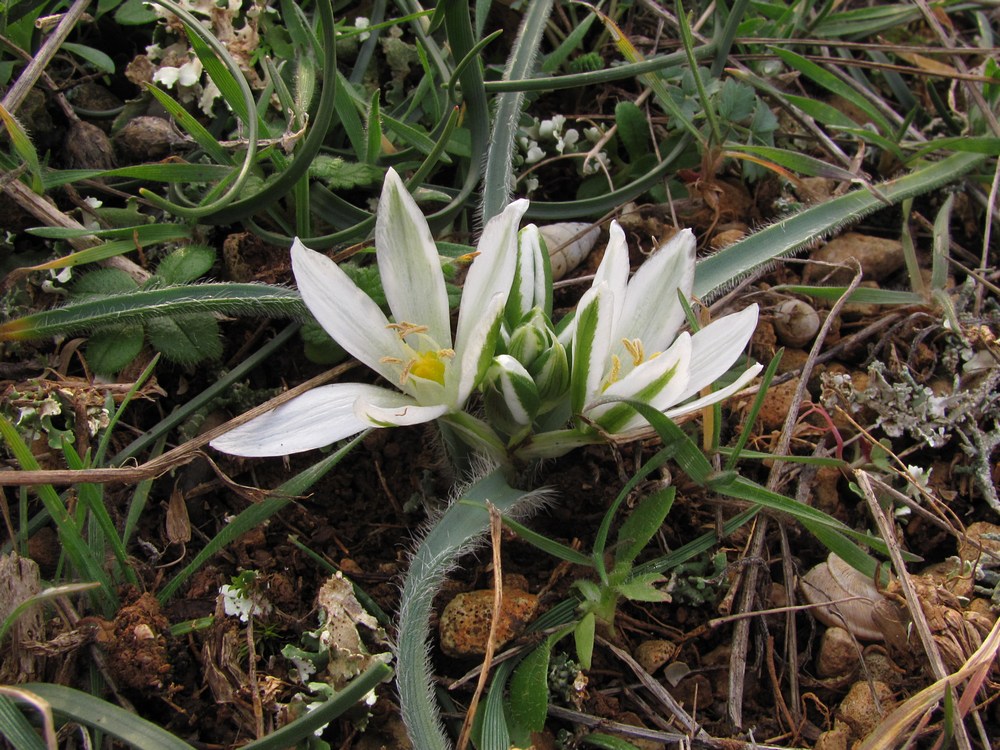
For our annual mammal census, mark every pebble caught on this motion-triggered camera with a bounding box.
[438,588,538,658]
[804,232,904,285]
[634,639,678,674]
[817,626,860,677]
[837,680,895,739]
[773,298,820,347]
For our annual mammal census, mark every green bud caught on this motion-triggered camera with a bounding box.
[507,307,558,367]
[529,339,570,409]
[483,355,540,438]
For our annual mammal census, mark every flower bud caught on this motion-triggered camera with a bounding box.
[507,308,557,367]
[529,339,570,409]
[483,355,540,438]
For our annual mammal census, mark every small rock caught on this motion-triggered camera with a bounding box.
[814,723,850,750]
[439,589,538,658]
[863,650,904,686]
[810,466,844,518]
[773,298,820,347]
[113,116,184,164]
[64,120,115,170]
[817,626,859,677]
[757,377,804,431]
[837,680,894,739]
[634,639,678,674]
[804,232,904,285]
[710,227,746,250]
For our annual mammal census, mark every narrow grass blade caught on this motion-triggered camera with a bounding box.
[17,684,196,750]
[771,47,895,138]
[396,471,549,750]
[0,103,43,192]
[14,226,190,275]
[0,416,116,612]
[0,283,306,342]
[481,0,554,222]
[0,691,52,750]
[693,152,986,301]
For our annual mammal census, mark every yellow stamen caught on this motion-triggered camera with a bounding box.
[457,251,481,264]
[622,338,645,366]
[386,321,429,339]
[380,356,404,365]
[602,354,622,391]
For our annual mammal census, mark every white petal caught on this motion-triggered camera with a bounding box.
[593,221,630,331]
[375,168,451,345]
[617,228,696,354]
[508,224,547,321]
[665,362,763,419]
[355,388,449,426]
[590,333,692,433]
[209,383,392,457]
[570,283,614,414]
[291,239,404,383]
[672,304,759,404]
[455,198,529,352]
[452,291,507,406]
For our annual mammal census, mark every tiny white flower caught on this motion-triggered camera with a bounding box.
[152,66,181,87]
[354,16,371,41]
[220,583,272,622]
[524,143,544,165]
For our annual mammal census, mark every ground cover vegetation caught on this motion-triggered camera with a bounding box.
[0,0,999,748]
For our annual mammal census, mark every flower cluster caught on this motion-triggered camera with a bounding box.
[211,169,761,464]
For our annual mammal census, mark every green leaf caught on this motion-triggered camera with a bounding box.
[784,93,859,129]
[0,103,43,193]
[614,487,675,568]
[581,733,643,750]
[717,78,755,122]
[309,155,385,190]
[616,572,670,602]
[574,611,596,670]
[145,313,222,365]
[86,326,145,374]
[155,244,216,285]
[0,283,306,342]
[509,641,552,735]
[72,268,139,297]
[0,693,48,750]
[772,284,922,305]
[13,684,194,750]
[114,0,158,24]
[60,42,115,74]
[771,47,894,138]
[500,515,594,567]
[693,152,985,301]
[615,101,649,163]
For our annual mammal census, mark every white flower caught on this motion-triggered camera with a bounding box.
[567,224,761,436]
[153,57,203,88]
[211,168,528,457]
[220,583,271,622]
[576,225,761,433]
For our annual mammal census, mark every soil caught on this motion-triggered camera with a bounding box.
[1,8,999,749]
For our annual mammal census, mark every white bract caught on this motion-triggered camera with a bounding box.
[211,168,527,457]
